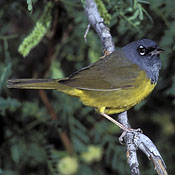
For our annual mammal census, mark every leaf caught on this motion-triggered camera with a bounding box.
[138,4,144,20]
[0,97,21,114]
[18,2,53,57]
[128,9,139,21]
[11,142,25,163]
[0,62,12,94]
[138,0,150,4]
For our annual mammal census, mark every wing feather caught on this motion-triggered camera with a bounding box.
[59,50,141,91]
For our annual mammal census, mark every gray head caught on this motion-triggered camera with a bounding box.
[121,39,164,84]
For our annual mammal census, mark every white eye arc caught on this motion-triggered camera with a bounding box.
[138,45,146,56]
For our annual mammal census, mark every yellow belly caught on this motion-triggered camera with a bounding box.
[57,71,156,115]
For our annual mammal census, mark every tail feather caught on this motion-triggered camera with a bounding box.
[7,79,59,89]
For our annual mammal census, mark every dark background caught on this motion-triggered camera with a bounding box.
[0,0,174,175]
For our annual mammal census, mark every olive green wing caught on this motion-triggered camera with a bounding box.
[59,50,141,91]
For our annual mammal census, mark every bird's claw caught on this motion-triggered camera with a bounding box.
[119,128,143,144]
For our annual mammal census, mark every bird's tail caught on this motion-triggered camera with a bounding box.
[7,79,59,90]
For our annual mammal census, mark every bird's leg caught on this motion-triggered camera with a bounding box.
[99,107,142,133]
[100,112,142,144]
[99,107,143,141]
[100,112,130,132]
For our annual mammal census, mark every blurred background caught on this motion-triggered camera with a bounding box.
[0,0,174,175]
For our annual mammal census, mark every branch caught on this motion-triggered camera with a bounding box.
[39,90,73,155]
[118,111,140,175]
[37,14,74,155]
[118,112,167,175]
[84,0,115,53]
[84,1,168,175]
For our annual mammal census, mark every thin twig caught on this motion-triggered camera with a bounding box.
[38,11,74,155]
[84,24,91,42]
[39,86,73,154]
[84,0,168,175]
[84,0,115,53]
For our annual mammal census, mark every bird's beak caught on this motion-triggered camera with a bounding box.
[150,48,164,56]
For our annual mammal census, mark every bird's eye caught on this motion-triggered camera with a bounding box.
[138,45,146,56]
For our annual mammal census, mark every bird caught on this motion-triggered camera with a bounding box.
[7,39,164,131]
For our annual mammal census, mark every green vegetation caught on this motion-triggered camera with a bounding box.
[0,0,174,174]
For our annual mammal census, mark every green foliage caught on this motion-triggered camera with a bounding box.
[0,97,21,115]
[81,145,103,163]
[103,0,152,32]
[18,1,53,57]
[0,62,12,94]
[95,0,112,24]
[58,156,79,174]
[0,0,175,175]
[27,0,33,12]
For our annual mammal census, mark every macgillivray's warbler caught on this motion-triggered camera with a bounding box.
[7,39,164,131]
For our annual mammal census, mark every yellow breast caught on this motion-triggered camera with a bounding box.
[103,71,156,114]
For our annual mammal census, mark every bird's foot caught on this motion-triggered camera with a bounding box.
[119,128,143,144]
[100,50,111,58]
[100,112,131,131]
[100,112,143,144]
